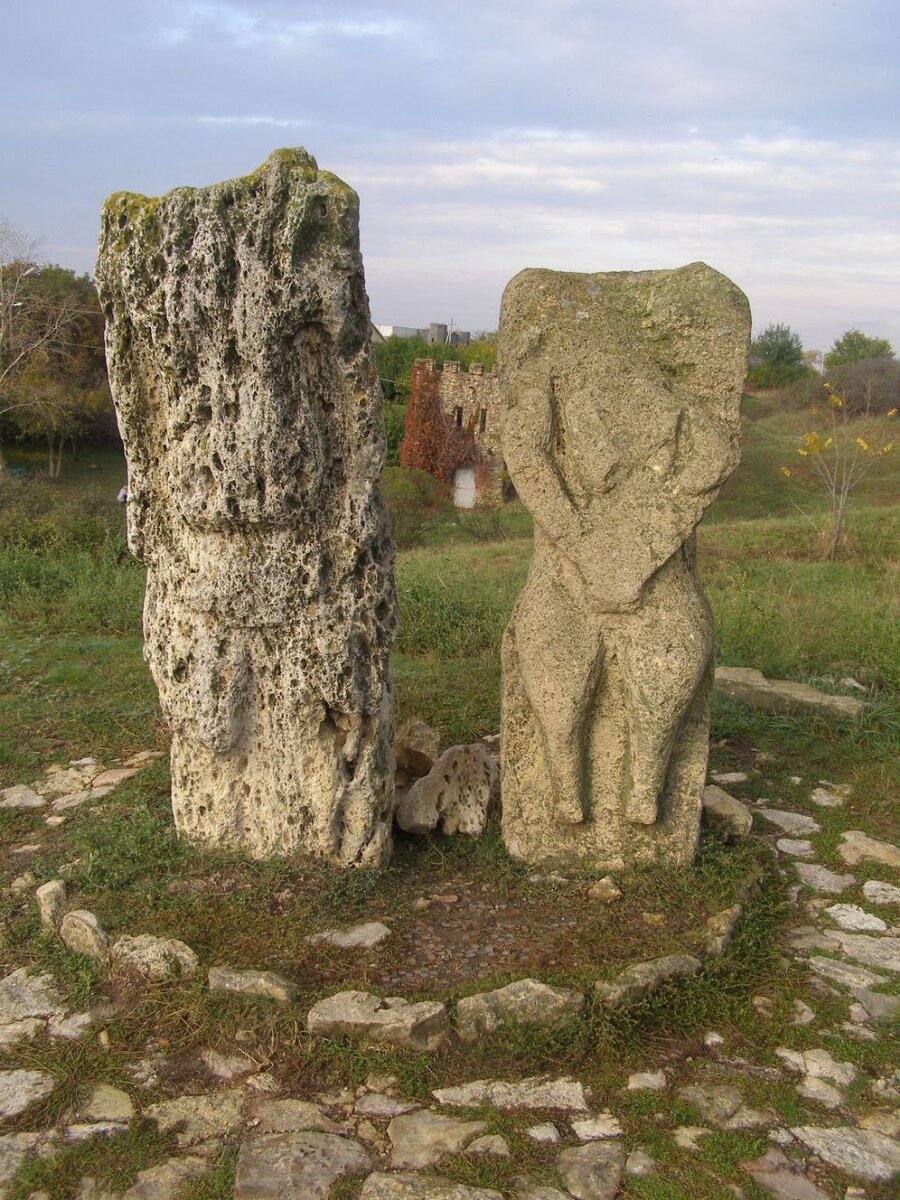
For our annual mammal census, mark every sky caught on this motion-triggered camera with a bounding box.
[3,0,899,351]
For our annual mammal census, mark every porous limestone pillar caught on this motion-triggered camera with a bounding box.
[96,149,396,865]
[498,263,750,869]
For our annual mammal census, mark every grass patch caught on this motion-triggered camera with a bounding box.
[5,1122,174,1200]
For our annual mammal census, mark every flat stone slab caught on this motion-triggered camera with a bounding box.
[756,809,821,836]
[0,1069,55,1118]
[626,1070,667,1091]
[466,1135,510,1158]
[388,1109,487,1169]
[91,767,140,788]
[810,787,844,808]
[79,1083,135,1122]
[208,967,296,1004]
[455,978,583,1041]
[714,667,864,720]
[308,990,449,1052]
[0,785,45,809]
[526,1123,559,1143]
[777,838,815,858]
[824,904,887,933]
[234,1131,371,1198]
[838,831,900,870]
[556,1140,626,1200]
[248,1097,337,1134]
[829,932,900,974]
[0,968,65,1023]
[0,1133,44,1190]
[594,954,701,1007]
[355,1093,419,1118]
[794,863,856,894]
[113,934,199,980]
[118,1155,214,1199]
[432,1075,590,1112]
[360,1173,504,1199]
[806,955,887,991]
[776,1048,858,1088]
[146,1087,245,1146]
[677,1083,744,1124]
[305,921,391,949]
[863,880,900,906]
[791,1125,900,1182]
[741,1148,831,1200]
[571,1113,623,1140]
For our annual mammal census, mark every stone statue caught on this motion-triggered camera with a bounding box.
[95,149,396,865]
[498,263,750,868]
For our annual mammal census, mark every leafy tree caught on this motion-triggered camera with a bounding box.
[747,323,807,388]
[1,250,112,475]
[825,329,894,368]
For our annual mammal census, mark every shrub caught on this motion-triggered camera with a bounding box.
[381,466,451,548]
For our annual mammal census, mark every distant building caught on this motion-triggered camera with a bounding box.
[375,322,471,347]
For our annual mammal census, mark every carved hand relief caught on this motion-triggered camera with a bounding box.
[96,150,396,866]
[499,264,750,868]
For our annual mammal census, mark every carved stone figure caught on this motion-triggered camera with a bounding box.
[498,263,750,868]
[95,149,396,865]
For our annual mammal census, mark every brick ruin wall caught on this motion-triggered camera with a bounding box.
[406,359,504,503]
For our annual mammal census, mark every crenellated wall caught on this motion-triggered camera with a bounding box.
[402,359,503,505]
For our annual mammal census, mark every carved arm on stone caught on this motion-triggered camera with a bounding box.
[501,381,589,549]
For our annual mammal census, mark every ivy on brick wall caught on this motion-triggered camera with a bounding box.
[399,360,480,487]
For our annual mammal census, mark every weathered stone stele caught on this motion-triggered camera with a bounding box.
[498,264,750,868]
[96,149,396,864]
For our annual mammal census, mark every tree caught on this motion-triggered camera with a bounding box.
[0,226,111,475]
[825,329,894,368]
[747,323,807,388]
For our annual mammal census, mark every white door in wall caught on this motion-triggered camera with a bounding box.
[453,467,476,509]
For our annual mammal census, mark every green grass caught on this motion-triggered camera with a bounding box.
[1,424,898,1200]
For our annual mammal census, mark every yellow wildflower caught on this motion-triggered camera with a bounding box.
[856,437,870,451]
[780,466,792,477]
[888,407,898,417]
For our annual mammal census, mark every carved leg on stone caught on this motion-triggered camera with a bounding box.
[618,557,713,825]
[512,566,603,824]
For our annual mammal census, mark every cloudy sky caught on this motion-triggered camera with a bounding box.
[4,1,899,349]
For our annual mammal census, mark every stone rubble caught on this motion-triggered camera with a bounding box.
[395,744,499,838]
[433,1076,591,1112]
[701,785,753,840]
[454,978,583,1042]
[111,934,199,980]
[307,990,450,1052]
[387,1110,487,1169]
[1,753,899,1199]
[207,967,297,1004]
